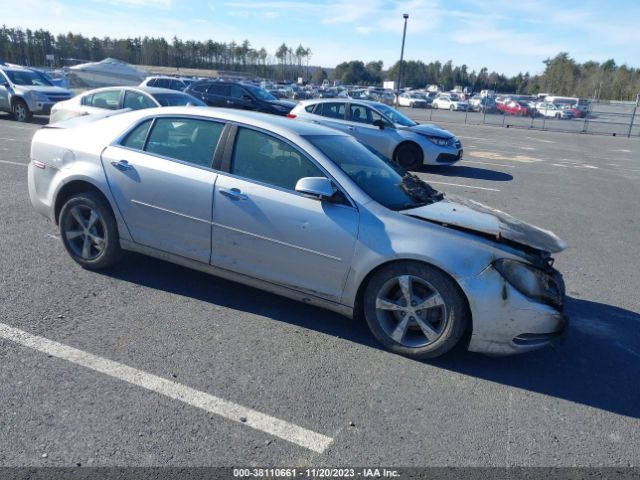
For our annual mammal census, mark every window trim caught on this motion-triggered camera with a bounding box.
[220,122,356,209]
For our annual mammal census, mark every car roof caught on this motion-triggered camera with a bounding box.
[299,98,388,109]
[112,106,351,138]
[81,86,189,96]
[145,76,186,81]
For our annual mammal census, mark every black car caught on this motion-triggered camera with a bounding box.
[185,81,296,116]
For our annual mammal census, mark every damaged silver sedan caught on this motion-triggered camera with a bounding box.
[28,107,567,358]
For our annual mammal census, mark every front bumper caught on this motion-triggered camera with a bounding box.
[461,264,567,356]
[25,99,56,115]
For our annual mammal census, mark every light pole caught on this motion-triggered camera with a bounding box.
[395,13,409,104]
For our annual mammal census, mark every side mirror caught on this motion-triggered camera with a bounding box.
[295,177,336,200]
[2,82,9,89]
[372,119,386,129]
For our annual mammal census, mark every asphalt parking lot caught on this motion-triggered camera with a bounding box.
[0,112,639,468]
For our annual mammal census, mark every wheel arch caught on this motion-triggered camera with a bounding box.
[54,179,113,225]
[10,95,27,107]
[353,258,473,344]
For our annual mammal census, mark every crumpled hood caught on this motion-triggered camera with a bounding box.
[404,123,454,138]
[402,194,567,253]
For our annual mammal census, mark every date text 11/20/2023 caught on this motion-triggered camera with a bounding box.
[233,468,400,478]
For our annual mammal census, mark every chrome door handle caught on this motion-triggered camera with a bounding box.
[226,100,233,105]
[219,187,248,200]
[111,160,133,171]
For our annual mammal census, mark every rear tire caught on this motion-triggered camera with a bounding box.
[394,143,423,171]
[363,261,469,359]
[12,99,32,123]
[58,192,122,270]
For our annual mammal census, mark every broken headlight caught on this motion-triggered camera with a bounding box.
[493,259,562,308]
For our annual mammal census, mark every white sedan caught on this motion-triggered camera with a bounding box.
[398,92,429,108]
[49,86,205,123]
[536,102,573,119]
[432,93,468,111]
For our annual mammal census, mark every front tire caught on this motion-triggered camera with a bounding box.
[12,99,32,123]
[58,192,122,270]
[449,105,455,111]
[363,262,469,359]
[394,143,423,170]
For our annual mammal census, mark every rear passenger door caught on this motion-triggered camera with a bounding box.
[101,116,225,263]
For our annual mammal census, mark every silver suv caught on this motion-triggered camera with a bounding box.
[0,63,74,122]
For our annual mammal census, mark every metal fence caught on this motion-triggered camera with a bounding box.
[402,100,640,138]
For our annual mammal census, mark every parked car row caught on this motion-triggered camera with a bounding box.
[13,58,568,360]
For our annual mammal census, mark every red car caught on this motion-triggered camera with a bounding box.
[497,99,531,116]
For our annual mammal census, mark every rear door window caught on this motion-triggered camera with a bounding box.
[121,119,153,150]
[318,102,345,119]
[123,91,157,110]
[87,90,121,110]
[144,118,225,168]
[155,78,171,88]
[208,83,229,95]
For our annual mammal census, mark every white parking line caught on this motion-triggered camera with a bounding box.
[0,322,334,454]
[427,180,501,192]
[0,159,28,167]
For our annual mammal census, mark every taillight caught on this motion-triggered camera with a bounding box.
[286,113,297,118]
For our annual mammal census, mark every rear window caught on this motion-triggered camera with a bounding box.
[151,93,206,107]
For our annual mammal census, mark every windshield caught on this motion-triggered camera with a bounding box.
[374,103,417,127]
[152,93,206,107]
[5,70,53,86]
[305,135,442,211]
[244,84,277,101]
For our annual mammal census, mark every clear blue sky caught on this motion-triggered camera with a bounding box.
[5,0,640,75]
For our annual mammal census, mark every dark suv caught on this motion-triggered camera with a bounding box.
[185,81,296,116]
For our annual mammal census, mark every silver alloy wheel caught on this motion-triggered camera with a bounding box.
[63,205,107,260]
[13,102,27,122]
[375,274,447,348]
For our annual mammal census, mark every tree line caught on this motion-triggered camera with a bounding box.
[1,25,639,101]
[0,26,311,81]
